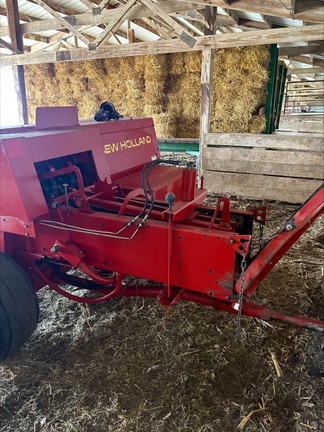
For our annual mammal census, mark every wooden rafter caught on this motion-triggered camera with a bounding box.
[78,0,95,10]
[91,0,137,48]
[284,56,324,67]
[2,24,322,66]
[0,37,22,53]
[260,15,272,29]
[0,2,205,36]
[177,0,324,23]
[5,0,28,124]
[27,0,78,16]
[0,6,37,23]
[98,0,112,10]
[139,0,196,47]
[290,67,324,74]
[279,44,324,56]
[33,0,90,46]
[204,6,217,35]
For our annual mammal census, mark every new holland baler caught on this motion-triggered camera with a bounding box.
[0,106,323,360]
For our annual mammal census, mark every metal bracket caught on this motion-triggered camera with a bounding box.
[227,235,251,256]
[56,51,72,62]
[180,31,196,48]
[64,16,76,26]
[253,206,267,225]
[93,7,101,16]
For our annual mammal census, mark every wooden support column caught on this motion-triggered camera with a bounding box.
[199,6,216,177]
[5,0,28,124]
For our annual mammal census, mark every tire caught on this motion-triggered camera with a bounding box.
[0,252,39,360]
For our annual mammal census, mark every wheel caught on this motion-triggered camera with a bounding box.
[0,252,39,360]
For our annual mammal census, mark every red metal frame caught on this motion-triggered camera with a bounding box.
[1,107,323,332]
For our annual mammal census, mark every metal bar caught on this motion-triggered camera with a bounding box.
[264,44,278,134]
[235,183,324,298]
[158,141,199,152]
[275,64,288,129]
[272,63,284,133]
[118,286,324,331]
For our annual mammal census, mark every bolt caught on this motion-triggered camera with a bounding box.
[257,215,262,221]
[51,244,60,253]
[286,223,293,231]
[229,239,235,244]
[208,291,213,296]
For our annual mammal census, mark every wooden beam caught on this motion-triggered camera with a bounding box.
[204,6,217,35]
[285,55,324,67]
[98,0,112,10]
[260,15,272,29]
[238,19,268,30]
[222,9,239,26]
[91,0,137,48]
[6,0,23,52]
[5,0,28,124]
[33,0,90,46]
[290,67,324,74]
[132,18,160,37]
[78,0,95,10]
[139,0,196,47]
[178,0,324,23]
[1,24,323,66]
[27,0,79,16]
[24,33,49,43]
[0,6,37,23]
[200,49,214,176]
[0,1,205,36]
[279,43,324,56]
[0,0,205,37]
[48,31,69,43]
[0,37,23,54]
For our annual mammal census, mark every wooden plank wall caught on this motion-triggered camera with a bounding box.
[201,133,324,203]
[279,115,323,133]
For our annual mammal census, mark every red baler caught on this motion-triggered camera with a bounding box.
[0,107,323,360]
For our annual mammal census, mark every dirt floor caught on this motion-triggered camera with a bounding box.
[0,154,323,432]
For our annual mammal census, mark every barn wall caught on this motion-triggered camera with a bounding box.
[201,132,324,203]
[279,115,324,134]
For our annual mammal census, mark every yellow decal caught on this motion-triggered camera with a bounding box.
[104,135,152,154]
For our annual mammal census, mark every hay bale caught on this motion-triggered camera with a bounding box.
[24,47,268,137]
[152,112,176,138]
[247,115,266,133]
[183,52,201,73]
[144,54,169,81]
[168,53,185,74]
[210,46,269,133]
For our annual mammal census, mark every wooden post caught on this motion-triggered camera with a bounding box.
[199,6,217,177]
[5,0,28,124]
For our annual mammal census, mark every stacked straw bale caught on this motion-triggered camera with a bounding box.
[24,46,268,136]
[211,46,268,134]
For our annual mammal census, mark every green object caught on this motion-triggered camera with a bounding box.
[264,44,278,134]
[158,139,199,153]
[275,65,288,129]
[272,63,284,133]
